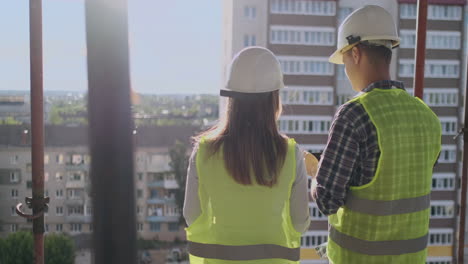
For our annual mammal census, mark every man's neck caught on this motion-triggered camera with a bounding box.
[357,70,391,92]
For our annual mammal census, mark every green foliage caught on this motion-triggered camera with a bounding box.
[169,140,190,225]
[1,116,22,125]
[136,238,168,250]
[0,231,75,264]
[0,231,34,264]
[44,233,75,264]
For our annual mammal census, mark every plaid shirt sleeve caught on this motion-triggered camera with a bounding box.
[311,101,366,215]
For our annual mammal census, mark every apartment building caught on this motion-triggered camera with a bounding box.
[0,125,198,243]
[223,1,466,263]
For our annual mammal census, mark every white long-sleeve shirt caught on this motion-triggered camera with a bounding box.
[183,145,311,233]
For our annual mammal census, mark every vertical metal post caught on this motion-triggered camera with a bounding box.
[85,0,137,263]
[457,55,468,264]
[29,1,45,263]
[413,0,428,99]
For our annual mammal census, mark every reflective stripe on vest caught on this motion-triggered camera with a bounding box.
[345,192,431,216]
[188,241,301,261]
[330,226,428,256]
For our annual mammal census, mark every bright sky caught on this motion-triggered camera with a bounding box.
[0,0,222,94]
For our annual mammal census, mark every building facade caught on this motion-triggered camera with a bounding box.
[0,125,198,243]
[222,1,466,263]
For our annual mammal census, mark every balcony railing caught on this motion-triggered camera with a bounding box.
[66,180,86,189]
[146,196,176,205]
[65,214,92,223]
[147,179,179,189]
[65,163,88,171]
[64,196,85,206]
[146,215,179,223]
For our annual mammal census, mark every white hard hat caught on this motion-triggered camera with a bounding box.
[329,5,400,64]
[221,47,284,98]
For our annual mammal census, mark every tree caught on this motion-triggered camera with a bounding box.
[169,140,190,225]
[44,233,75,264]
[0,231,34,264]
[0,231,75,264]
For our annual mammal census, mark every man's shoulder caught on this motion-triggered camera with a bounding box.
[335,99,367,122]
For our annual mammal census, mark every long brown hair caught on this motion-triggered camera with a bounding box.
[195,90,288,187]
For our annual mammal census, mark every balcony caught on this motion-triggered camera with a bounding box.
[66,214,92,223]
[64,197,85,206]
[147,215,179,223]
[66,180,86,189]
[147,196,176,205]
[65,163,88,171]
[147,179,179,189]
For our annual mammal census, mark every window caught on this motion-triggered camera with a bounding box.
[67,189,84,199]
[426,257,452,264]
[428,229,453,245]
[11,189,18,198]
[438,117,458,135]
[10,171,19,183]
[26,180,32,189]
[136,206,142,215]
[399,59,459,78]
[70,223,82,233]
[69,172,82,181]
[44,172,49,182]
[338,7,353,24]
[56,189,64,198]
[271,0,336,16]
[281,86,333,105]
[56,172,63,181]
[56,224,63,232]
[11,224,18,232]
[150,223,160,232]
[137,189,143,199]
[150,189,158,199]
[244,6,256,19]
[86,206,92,215]
[169,223,179,232]
[430,201,455,218]
[68,206,84,215]
[400,30,461,50]
[45,224,49,232]
[243,34,256,47]
[301,231,328,248]
[432,173,456,191]
[279,116,332,135]
[309,202,326,220]
[137,223,143,232]
[270,26,335,46]
[56,154,64,164]
[71,154,84,165]
[407,88,458,107]
[428,5,462,21]
[278,56,334,76]
[137,173,144,181]
[401,4,462,21]
[11,206,16,216]
[10,155,19,164]
[400,4,417,19]
[56,206,63,216]
[44,154,49,165]
[427,31,461,50]
[439,145,456,163]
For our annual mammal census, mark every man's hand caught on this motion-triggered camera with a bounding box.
[303,151,319,178]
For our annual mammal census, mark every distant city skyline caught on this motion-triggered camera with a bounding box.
[0,0,222,94]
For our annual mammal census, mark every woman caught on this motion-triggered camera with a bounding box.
[183,47,312,264]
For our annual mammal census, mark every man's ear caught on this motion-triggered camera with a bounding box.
[351,46,361,65]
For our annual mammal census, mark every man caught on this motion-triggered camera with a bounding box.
[311,5,441,264]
